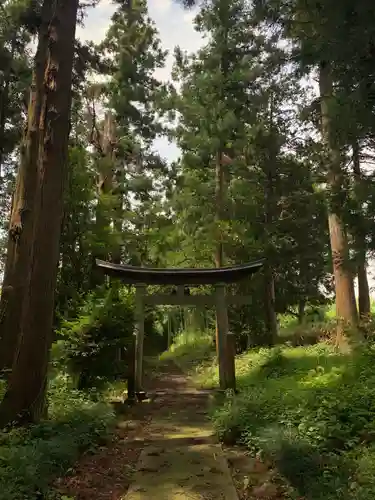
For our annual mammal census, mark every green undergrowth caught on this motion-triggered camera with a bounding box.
[0,373,118,500]
[163,328,375,499]
[159,329,215,374]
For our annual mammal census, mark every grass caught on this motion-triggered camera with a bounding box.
[0,373,118,500]
[160,329,215,375]
[163,327,375,499]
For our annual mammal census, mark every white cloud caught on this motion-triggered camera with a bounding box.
[78,0,204,75]
[154,55,174,83]
[153,136,180,162]
[76,2,115,44]
[153,0,172,12]
[183,10,197,24]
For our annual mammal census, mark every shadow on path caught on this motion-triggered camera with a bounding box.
[124,362,238,499]
[56,361,238,500]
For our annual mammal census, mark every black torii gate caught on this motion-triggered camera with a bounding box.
[96,259,264,396]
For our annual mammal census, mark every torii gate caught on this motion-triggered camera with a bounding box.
[96,259,264,396]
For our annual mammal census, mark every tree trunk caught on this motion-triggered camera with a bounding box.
[0,80,10,175]
[91,112,117,285]
[214,151,228,318]
[319,61,358,346]
[213,11,233,387]
[263,100,278,345]
[298,300,306,325]
[352,139,370,318]
[264,264,278,343]
[167,312,172,348]
[112,156,123,266]
[214,150,225,349]
[214,150,235,390]
[357,262,370,318]
[0,3,52,373]
[0,0,79,427]
[134,285,145,394]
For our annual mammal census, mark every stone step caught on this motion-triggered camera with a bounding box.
[124,442,239,500]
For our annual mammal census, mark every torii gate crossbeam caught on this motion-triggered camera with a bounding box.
[96,259,264,397]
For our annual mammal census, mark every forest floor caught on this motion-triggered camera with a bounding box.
[56,360,286,500]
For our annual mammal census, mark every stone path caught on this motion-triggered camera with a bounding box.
[124,367,238,500]
[57,362,239,500]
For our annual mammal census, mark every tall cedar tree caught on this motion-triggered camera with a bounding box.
[251,0,375,341]
[0,0,52,374]
[0,0,79,426]
[0,0,33,371]
[171,0,330,340]
[99,0,168,267]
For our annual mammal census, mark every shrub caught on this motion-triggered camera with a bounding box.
[56,287,134,389]
[279,319,337,346]
[0,375,115,500]
[209,342,375,499]
[160,329,215,372]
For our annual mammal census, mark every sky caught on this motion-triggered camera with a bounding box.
[76,0,204,163]
[77,0,375,294]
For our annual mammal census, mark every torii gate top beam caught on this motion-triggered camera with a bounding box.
[96,259,264,285]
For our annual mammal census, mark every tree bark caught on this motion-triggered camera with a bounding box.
[214,153,225,273]
[298,299,306,325]
[134,285,145,394]
[213,8,232,387]
[352,139,370,318]
[264,264,278,343]
[319,61,358,346]
[91,111,117,285]
[214,149,235,390]
[111,130,123,266]
[0,0,79,426]
[215,284,230,390]
[0,3,52,373]
[263,99,278,345]
[214,150,227,357]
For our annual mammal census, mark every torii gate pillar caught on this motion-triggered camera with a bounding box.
[135,285,145,394]
[96,259,264,396]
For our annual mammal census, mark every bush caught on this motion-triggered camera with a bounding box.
[171,328,375,499]
[279,319,337,346]
[56,287,134,389]
[0,374,116,500]
[208,342,375,499]
[160,329,215,373]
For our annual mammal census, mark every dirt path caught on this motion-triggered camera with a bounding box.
[57,362,238,500]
